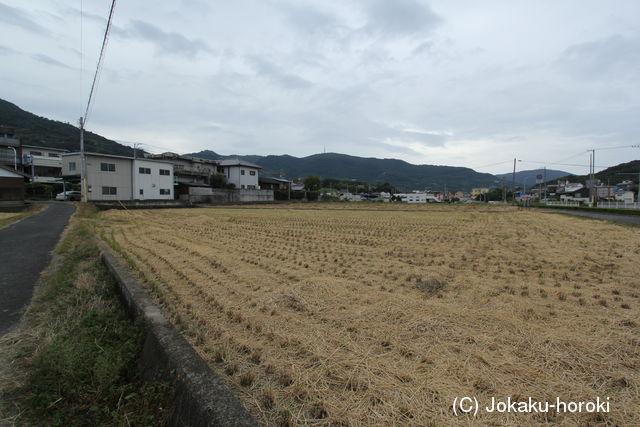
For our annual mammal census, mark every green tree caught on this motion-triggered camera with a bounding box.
[303,175,321,192]
[209,173,227,188]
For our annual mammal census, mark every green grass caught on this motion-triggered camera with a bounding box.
[533,203,640,216]
[0,204,46,228]
[0,204,174,425]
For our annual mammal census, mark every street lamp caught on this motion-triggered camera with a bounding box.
[8,146,17,170]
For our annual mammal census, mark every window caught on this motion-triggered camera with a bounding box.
[48,153,60,158]
[249,170,256,176]
[139,167,151,174]
[29,151,42,156]
[102,186,117,195]
[159,189,171,195]
[100,162,116,172]
[69,161,76,171]
[159,169,170,176]
[139,189,144,195]
[241,169,245,175]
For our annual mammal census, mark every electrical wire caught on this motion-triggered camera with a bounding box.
[83,0,117,126]
[519,160,608,168]
[79,0,83,120]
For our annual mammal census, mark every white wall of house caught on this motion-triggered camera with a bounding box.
[22,146,67,183]
[224,166,260,189]
[396,192,427,203]
[133,159,174,200]
[62,154,174,201]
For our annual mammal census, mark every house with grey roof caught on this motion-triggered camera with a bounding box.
[219,159,262,189]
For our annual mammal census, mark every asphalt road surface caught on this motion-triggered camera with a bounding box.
[0,202,75,335]
[545,209,640,226]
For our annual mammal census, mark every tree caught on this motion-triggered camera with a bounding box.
[303,175,321,192]
[373,182,394,193]
[485,187,504,201]
[209,173,227,188]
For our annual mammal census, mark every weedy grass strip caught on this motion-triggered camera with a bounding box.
[0,203,174,426]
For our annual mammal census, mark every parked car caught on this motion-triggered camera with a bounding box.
[56,191,81,201]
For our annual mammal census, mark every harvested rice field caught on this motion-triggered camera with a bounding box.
[97,204,639,425]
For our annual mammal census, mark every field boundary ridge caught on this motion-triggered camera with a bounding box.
[98,241,259,427]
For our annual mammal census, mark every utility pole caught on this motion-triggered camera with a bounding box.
[511,158,517,203]
[79,117,88,203]
[131,142,139,200]
[589,149,596,206]
[543,166,547,201]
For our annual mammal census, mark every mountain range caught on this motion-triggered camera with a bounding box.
[189,150,502,191]
[2,97,579,191]
[494,169,572,187]
[0,98,134,156]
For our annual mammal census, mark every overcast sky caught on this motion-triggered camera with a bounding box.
[1,0,639,174]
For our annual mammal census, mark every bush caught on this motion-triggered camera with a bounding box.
[274,190,290,201]
[290,190,305,200]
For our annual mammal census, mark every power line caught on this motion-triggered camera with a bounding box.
[83,0,117,126]
[519,160,608,168]
[590,144,637,151]
[78,0,117,203]
[472,159,514,169]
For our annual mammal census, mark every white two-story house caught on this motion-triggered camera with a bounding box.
[61,152,174,201]
[218,159,261,189]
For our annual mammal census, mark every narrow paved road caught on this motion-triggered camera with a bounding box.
[544,209,640,226]
[0,202,75,335]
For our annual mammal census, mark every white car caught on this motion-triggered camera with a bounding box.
[56,191,81,201]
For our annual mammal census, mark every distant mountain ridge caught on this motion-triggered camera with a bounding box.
[553,160,640,187]
[190,150,500,191]
[495,168,572,186]
[0,98,134,156]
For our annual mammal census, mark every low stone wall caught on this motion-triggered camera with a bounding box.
[185,188,274,204]
[99,243,258,426]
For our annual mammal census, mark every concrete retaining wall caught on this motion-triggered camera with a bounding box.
[99,243,258,426]
[184,188,274,204]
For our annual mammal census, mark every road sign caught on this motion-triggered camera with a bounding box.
[536,174,543,184]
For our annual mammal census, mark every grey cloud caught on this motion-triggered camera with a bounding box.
[558,34,640,80]
[30,53,72,69]
[272,1,344,36]
[0,45,19,55]
[60,7,106,24]
[363,0,441,37]
[249,56,312,89]
[116,20,213,58]
[0,45,69,69]
[0,3,48,35]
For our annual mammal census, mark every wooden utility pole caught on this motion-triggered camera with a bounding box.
[80,117,88,203]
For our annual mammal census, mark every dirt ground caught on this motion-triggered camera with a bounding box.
[97,204,639,425]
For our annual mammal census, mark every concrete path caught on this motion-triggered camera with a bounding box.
[0,202,75,335]
[545,209,640,226]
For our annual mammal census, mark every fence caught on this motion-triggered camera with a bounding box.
[597,201,640,210]
[545,201,581,207]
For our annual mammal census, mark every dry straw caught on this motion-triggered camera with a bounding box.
[99,204,639,425]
